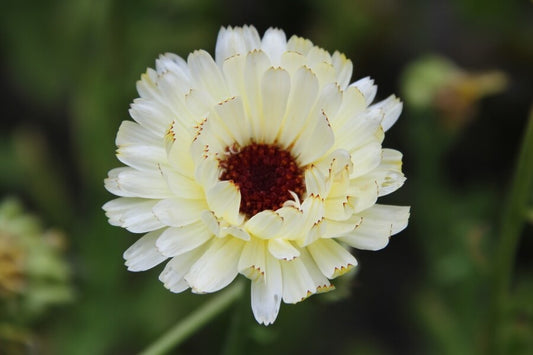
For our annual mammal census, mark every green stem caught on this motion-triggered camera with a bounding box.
[139,280,245,355]
[488,108,533,354]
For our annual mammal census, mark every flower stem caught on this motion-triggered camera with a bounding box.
[139,280,245,355]
[488,108,533,354]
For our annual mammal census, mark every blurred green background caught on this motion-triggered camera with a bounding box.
[1,0,532,354]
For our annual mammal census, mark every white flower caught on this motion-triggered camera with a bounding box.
[103,25,409,325]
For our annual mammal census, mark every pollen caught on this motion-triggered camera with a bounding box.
[219,143,305,218]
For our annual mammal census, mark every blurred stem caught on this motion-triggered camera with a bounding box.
[488,108,533,354]
[139,280,245,355]
[221,283,248,355]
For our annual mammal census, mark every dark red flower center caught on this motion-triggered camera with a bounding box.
[219,143,305,218]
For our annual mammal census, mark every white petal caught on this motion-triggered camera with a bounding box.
[166,134,196,178]
[278,66,319,148]
[298,248,334,293]
[152,198,207,227]
[261,67,290,143]
[243,50,271,140]
[357,148,406,197]
[206,180,243,226]
[116,145,166,172]
[281,257,316,303]
[238,238,267,280]
[371,95,403,132]
[129,98,175,137]
[103,197,164,233]
[332,51,353,89]
[304,166,330,197]
[156,221,213,257]
[339,204,410,250]
[244,210,283,239]
[185,237,245,293]
[350,142,383,178]
[280,51,306,75]
[220,226,251,241]
[159,246,206,293]
[222,54,246,97]
[216,25,261,65]
[350,77,377,105]
[286,35,314,56]
[307,239,357,279]
[116,120,160,147]
[261,28,287,66]
[160,165,204,199]
[330,85,367,129]
[268,239,300,261]
[124,230,167,271]
[251,252,282,325]
[293,108,335,166]
[188,49,229,102]
[105,167,172,199]
[214,96,251,146]
[347,179,379,213]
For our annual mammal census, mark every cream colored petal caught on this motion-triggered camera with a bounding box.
[201,210,220,237]
[311,61,336,88]
[238,238,267,280]
[329,85,367,129]
[251,252,283,325]
[268,239,300,261]
[116,120,160,147]
[188,49,229,102]
[220,226,251,241]
[332,51,353,89]
[105,167,172,199]
[193,157,221,190]
[243,50,271,140]
[184,87,214,118]
[323,196,354,221]
[222,54,246,97]
[215,25,261,65]
[166,135,195,179]
[333,110,384,154]
[152,197,207,227]
[298,248,333,293]
[281,257,316,303]
[307,238,357,279]
[244,210,283,239]
[278,66,319,148]
[286,35,314,55]
[347,179,379,213]
[339,204,410,250]
[124,230,167,271]
[304,165,330,197]
[129,98,175,137]
[206,181,243,226]
[261,28,287,66]
[159,246,207,293]
[156,221,213,257]
[301,217,327,246]
[214,96,251,146]
[350,77,377,105]
[159,165,204,199]
[261,67,290,143]
[350,142,383,179]
[156,53,190,77]
[185,237,245,293]
[357,148,406,197]
[292,109,334,166]
[313,149,353,179]
[275,206,305,240]
[116,145,166,172]
[324,215,363,238]
[371,95,403,132]
[280,51,306,75]
[103,197,164,233]
[316,83,343,119]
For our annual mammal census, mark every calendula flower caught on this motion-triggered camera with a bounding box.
[104,25,409,325]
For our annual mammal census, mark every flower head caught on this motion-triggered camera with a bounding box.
[104,25,409,325]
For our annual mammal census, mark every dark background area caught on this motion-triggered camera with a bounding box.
[1,0,532,354]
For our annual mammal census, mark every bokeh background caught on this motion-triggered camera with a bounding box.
[1,0,532,354]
